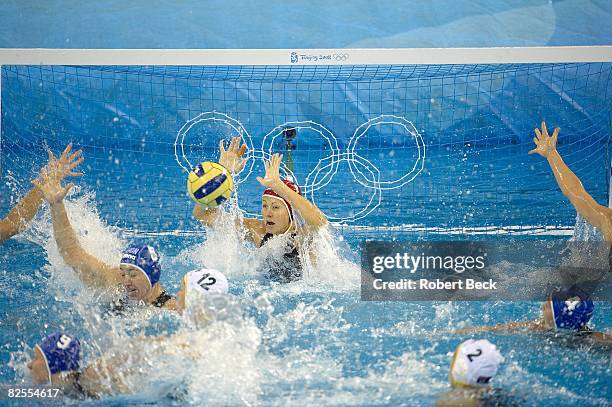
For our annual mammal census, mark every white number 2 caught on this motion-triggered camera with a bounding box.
[56,335,72,350]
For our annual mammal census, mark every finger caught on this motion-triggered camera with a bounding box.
[528,148,537,155]
[233,139,242,153]
[219,139,226,154]
[60,143,72,160]
[68,149,83,162]
[231,137,238,151]
[552,127,560,140]
[232,136,241,150]
[69,171,84,177]
[47,148,56,163]
[62,183,75,197]
[542,121,548,136]
[274,154,282,170]
[535,128,542,141]
[270,154,278,170]
[256,176,265,185]
[264,159,270,173]
[238,144,247,157]
[68,156,84,170]
[532,137,540,146]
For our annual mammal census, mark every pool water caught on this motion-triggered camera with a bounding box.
[1,170,611,406]
[1,63,611,405]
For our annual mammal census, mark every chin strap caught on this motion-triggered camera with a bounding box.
[282,218,294,235]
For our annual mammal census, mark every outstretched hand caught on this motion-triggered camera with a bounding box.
[256,153,283,190]
[529,121,559,158]
[39,143,84,183]
[33,176,74,204]
[219,136,247,174]
[34,143,83,204]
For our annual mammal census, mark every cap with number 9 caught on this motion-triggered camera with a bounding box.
[37,332,81,376]
[449,339,502,388]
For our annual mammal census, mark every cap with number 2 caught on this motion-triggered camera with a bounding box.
[450,339,502,387]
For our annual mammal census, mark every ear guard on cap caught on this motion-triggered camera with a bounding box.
[550,287,594,331]
[263,179,301,221]
[37,332,81,378]
[120,245,162,287]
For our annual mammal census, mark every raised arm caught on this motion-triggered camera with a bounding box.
[0,186,44,244]
[192,204,221,227]
[257,153,327,228]
[0,144,81,244]
[193,203,263,239]
[193,136,247,227]
[192,136,263,238]
[529,122,612,240]
[34,155,120,288]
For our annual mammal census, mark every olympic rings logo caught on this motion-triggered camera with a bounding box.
[175,112,256,185]
[175,112,425,223]
[334,53,349,62]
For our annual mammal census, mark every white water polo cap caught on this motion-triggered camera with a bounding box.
[449,339,502,388]
[183,268,229,298]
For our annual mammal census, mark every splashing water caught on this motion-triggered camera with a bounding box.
[3,188,611,406]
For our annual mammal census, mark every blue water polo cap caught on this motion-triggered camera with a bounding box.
[120,245,161,287]
[550,288,594,331]
[37,332,81,375]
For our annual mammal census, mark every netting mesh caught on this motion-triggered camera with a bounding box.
[1,63,610,236]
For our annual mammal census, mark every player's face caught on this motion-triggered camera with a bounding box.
[261,196,290,234]
[27,347,50,384]
[120,264,151,300]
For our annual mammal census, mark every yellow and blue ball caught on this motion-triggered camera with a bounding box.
[187,161,233,208]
